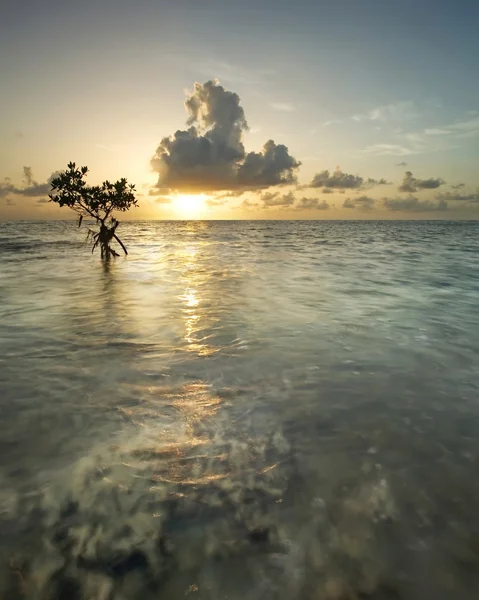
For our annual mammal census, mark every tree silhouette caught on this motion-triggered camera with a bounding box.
[49,162,138,259]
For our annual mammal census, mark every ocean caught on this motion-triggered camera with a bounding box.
[1,220,479,599]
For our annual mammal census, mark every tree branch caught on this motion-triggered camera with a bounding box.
[113,234,128,255]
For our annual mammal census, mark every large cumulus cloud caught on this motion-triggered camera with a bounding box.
[151,81,301,193]
[398,171,445,193]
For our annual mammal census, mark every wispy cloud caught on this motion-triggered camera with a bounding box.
[352,101,420,123]
[363,110,479,156]
[271,102,294,112]
[363,144,419,156]
[322,119,344,127]
[194,60,276,86]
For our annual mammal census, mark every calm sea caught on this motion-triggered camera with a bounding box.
[1,220,479,599]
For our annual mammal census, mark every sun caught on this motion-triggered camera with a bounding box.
[173,194,207,216]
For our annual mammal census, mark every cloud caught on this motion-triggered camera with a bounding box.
[205,197,229,207]
[151,80,300,193]
[396,161,408,167]
[352,101,420,123]
[36,198,49,204]
[445,116,479,139]
[322,119,343,127]
[364,111,479,158]
[343,195,375,210]
[237,140,301,188]
[424,128,450,136]
[0,167,58,200]
[435,191,479,203]
[153,196,172,204]
[308,168,387,190]
[321,187,334,194]
[5,198,15,206]
[398,171,445,193]
[194,59,276,87]
[383,196,448,212]
[259,191,295,208]
[213,190,245,199]
[451,183,465,190]
[206,190,246,206]
[271,102,294,112]
[363,144,419,156]
[295,198,330,210]
[240,199,259,210]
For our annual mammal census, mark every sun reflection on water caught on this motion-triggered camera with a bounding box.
[177,244,218,357]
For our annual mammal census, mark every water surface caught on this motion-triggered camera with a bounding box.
[1,220,479,599]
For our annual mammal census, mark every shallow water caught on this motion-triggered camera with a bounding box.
[1,220,479,599]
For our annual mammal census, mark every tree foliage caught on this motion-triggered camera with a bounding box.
[49,162,138,259]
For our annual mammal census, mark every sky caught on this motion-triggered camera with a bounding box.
[1,0,478,220]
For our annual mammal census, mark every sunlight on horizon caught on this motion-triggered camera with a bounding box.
[172,194,207,217]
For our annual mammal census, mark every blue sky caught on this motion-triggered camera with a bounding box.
[1,0,478,219]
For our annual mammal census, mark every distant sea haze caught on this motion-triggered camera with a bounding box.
[1,220,479,599]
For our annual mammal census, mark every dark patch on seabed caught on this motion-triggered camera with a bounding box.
[3,416,479,600]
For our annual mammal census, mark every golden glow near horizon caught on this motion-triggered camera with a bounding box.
[171,194,207,217]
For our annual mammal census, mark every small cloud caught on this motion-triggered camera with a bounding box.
[259,190,295,208]
[367,177,389,186]
[383,196,448,212]
[5,198,15,206]
[321,188,334,194]
[36,198,49,204]
[212,190,245,200]
[295,197,330,210]
[308,168,386,190]
[153,196,172,204]
[435,191,479,203]
[352,101,420,123]
[322,119,343,127]
[424,128,450,136]
[240,199,259,210]
[396,161,408,167]
[205,197,229,207]
[343,195,375,210]
[398,171,445,193]
[0,167,58,201]
[363,144,417,156]
[451,183,465,190]
[271,102,294,112]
